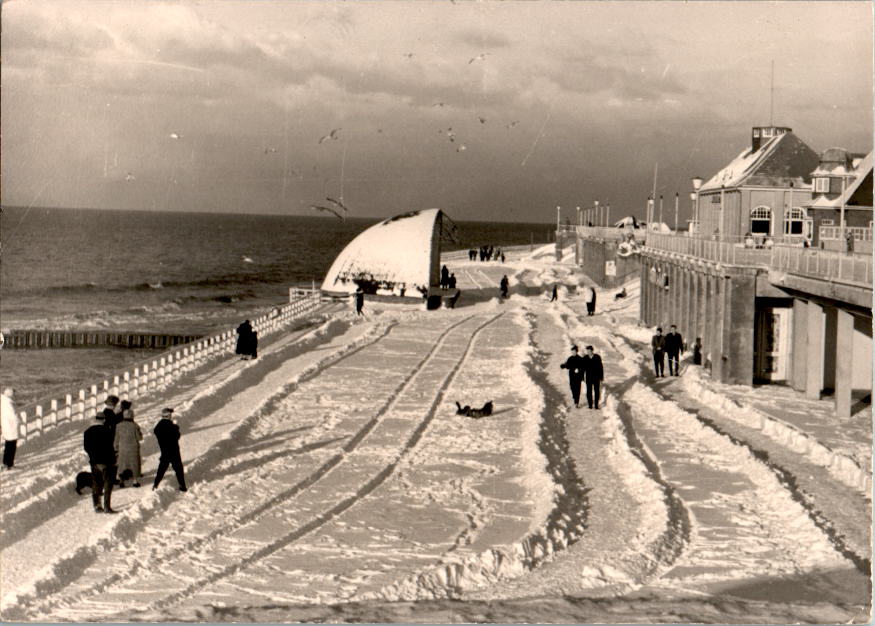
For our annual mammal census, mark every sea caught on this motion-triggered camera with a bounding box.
[0,206,553,407]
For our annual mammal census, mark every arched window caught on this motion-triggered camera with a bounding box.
[783,207,806,235]
[750,206,771,235]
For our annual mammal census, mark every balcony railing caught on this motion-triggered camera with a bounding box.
[644,231,773,266]
[771,244,873,288]
[819,226,873,242]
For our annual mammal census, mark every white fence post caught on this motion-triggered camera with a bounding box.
[77,389,86,421]
[48,399,58,428]
[65,394,73,423]
[34,405,44,436]
[18,411,28,441]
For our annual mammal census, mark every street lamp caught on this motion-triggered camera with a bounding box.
[576,206,581,227]
[691,176,703,235]
[689,192,697,235]
[594,200,600,226]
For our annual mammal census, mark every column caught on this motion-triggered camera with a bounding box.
[681,268,691,342]
[790,299,808,392]
[835,309,854,417]
[640,259,649,325]
[705,274,717,371]
[823,307,838,393]
[696,272,706,347]
[805,300,825,400]
[712,274,726,381]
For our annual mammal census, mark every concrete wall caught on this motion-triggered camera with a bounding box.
[577,237,639,288]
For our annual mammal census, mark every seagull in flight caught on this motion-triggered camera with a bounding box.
[264,147,277,154]
[478,116,487,124]
[402,52,415,59]
[311,204,345,220]
[326,196,350,212]
[318,128,341,144]
[432,102,447,108]
[169,132,181,140]
[125,172,136,181]
[468,53,488,64]
[456,144,467,153]
[505,121,519,129]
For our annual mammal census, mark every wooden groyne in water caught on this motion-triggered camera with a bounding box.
[2,330,205,350]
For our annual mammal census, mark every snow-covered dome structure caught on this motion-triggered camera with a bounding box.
[321,208,444,298]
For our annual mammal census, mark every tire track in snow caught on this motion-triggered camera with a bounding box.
[144,312,505,613]
[14,319,399,620]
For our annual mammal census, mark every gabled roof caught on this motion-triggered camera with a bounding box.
[809,151,874,210]
[700,132,820,192]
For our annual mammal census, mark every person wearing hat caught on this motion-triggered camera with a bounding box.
[83,412,118,513]
[152,408,187,492]
[582,345,604,409]
[559,345,585,408]
[101,395,122,437]
[651,327,666,377]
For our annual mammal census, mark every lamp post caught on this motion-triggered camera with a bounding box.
[576,206,581,227]
[607,204,611,228]
[658,195,664,229]
[719,185,726,241]
[594,200,600,226]
[674,192,679,233]
[689,192,697,235]
[692,176,703,235]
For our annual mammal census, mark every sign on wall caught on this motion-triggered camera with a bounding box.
[605,260,616,276]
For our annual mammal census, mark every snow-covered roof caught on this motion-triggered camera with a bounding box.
[700,135,782,191]
[321,208,442,296]
[809,151,873,209]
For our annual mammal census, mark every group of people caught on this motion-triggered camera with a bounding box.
[560,345,604,409]
[439,265,458,290]
[83,394,187,514]
[235,320,259,360]
[468,246,505,263]
[650,325,689,377]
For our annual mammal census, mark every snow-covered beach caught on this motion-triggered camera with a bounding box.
[0,247,870,624]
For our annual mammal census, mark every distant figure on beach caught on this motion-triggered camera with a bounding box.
[664,324,684,376]
[114,401,142,488]
[560,345,585,408]
[582,345,604,410]
[615,287,627,300]
[550,284,558,302]
[448,273,457,289]
[500,275,509,298]
[355,288,365,315]
[440,265,449,289]
[651,327,666,377]
[501,252,506,263]
[236,320,257,359]
[153,408,187,492]
[84,412,118,513]
[693,337,703,366]
[585,286,597,316]
[2,388,20,470]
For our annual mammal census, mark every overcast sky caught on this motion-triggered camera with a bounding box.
[2,1,872,223]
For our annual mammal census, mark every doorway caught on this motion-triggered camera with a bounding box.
[754,306,791,382]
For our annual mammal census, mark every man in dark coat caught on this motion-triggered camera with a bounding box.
[664,324,684,376]
[354,288,365,316]
[83,414,118,513]
[236,320,254,359]
[152,408,187,492]
[651,327,666,377]
[559,345,585,408]
[101,395,122,436]
[440,264,449,289]
[586,287,597,316]
[582,345,604,409]
[550,284,558,302]
[500,275,509,299]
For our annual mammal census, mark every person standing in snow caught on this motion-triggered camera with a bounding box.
[582,345,604,410]
[354,287,365,316]
[83,413,118,513]
[448,273,457,289]
[1,388,20,470]
[651,327,666,377]
[560,345,586,408]
[440,264,449,289]
[664,324,684,376]
[114,401,143,488]
[153,408,187,492]
[500,275,509,299]
[585,286,597,316]
[549,284,558,302]
[692,337,703,366]
[101,395,122,438]
[236,320,255,359]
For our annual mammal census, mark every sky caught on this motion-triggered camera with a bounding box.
[1,0,872,224]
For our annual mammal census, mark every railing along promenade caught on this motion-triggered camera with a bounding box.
[12,290,323,445]
[557,224,645,242]
[644,231,873,288]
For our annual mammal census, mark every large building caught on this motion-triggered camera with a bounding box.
[807,149,873,250]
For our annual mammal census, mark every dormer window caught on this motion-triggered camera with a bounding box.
[814,177,830,193]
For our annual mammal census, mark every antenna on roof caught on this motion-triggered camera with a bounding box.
[769,60,775,126]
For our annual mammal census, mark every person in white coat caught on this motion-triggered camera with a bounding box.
[1,388,21,469]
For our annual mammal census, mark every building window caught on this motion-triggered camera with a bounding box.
[784,207,806,235]
[750,206,771,235]
[814,177,830,193]
[820,218,834,226]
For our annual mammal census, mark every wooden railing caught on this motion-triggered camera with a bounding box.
[558,225,646,241]
[12,291,322,445]
[770,245,873,288]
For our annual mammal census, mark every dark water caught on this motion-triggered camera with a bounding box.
[1,207,552,332]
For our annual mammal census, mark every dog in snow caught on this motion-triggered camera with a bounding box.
[455,401,494,418]
[75,471,92,495]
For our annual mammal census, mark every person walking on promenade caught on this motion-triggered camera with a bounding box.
[2,388,20,470]
[550,284,558,302]
[692,337,703,366]
[101,395,122,436]
[651,327,666,377]
[84,413,118,513]
[585,286,597,316]
[114,401,143,488]
[664,324,684,376]
[236,320,258,359]
[582,345,604,410]
[440,265,449,289]
[153,408,187,492]
[500,275,509,299]
[560,345,586,408]
[448,273,457,289]
[354,287,365,316]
